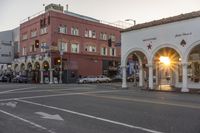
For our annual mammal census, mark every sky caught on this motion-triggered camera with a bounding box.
[1,0,200,31]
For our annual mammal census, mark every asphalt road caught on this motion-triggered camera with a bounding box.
[0,83,200,133]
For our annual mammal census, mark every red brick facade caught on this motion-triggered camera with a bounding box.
[19,7,121,83]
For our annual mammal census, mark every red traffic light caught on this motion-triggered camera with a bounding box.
[35,40,39,48]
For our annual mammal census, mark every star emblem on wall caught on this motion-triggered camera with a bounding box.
[147,44,152,50]
[180,39,186,47]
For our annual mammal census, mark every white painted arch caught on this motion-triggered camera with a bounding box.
[184,40,200,62]
[150,43,183,64]
[121,47,149,67]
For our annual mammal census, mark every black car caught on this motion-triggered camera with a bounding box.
[12,75,28,83]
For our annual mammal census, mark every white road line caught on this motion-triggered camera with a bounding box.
[17,99,164,133]
[0,87,36,94]
[0,90,122,102]
[0,109,55,133]
[3,87,93,94]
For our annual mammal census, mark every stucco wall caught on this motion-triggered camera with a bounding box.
[121,17,200,65]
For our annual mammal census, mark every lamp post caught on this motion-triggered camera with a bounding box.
[125,19,136,26]
[59,42,64,84]
[59,50,63,84]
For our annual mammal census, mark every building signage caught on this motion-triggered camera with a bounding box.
[175,32,192,38]
[143,37,157,50]
[143,37,157,42]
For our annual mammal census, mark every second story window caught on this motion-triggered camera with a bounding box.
[58,41,67,52]
[58,25,67,34]
[40,27,48,35]
[101,47,107,56]
[71,43,79,53]
[85,45,96,52]
[100,32,107,40]
[71,27,79,36]
[31,30,37,38]
[110,48,116,56]
[22,34,28,40]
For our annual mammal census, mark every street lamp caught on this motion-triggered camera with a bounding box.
[125,19,136,26]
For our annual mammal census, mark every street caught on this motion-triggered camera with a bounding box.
[0,83,200,133]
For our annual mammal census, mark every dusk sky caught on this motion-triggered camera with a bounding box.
[1,0,200,31]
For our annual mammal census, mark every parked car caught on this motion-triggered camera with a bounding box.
[96,75,111,83]
[77,76,97,84]
[12,75,28,83]
[0,75,9,82]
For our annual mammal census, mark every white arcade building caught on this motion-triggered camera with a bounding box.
[121,11,200,92]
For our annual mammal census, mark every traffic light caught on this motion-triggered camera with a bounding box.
[108,38,112,47]
[35,40,39,48]
[54,58,61,65]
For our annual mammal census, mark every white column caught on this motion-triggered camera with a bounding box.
[139,65,144,87]
[182,63,189,92]
[147,64,153,89]
[40,69,43,84]
[155,63,159,85]
[49,69,53,84]
[175,65,179,87]
[121,66,127,88]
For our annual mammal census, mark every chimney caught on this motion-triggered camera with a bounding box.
[66,4,68,12]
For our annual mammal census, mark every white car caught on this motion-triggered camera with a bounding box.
[96,75,111,83]
[77,76,97,84]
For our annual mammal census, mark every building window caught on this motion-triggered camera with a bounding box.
[110,48,116,56]
[100,32,107,40]
[22,34,28,40]
[41,42,47,52]
[71,27,79,36]
[31,30,37,38]
[22,47,26,55]
[40,27,48,35]
[29,45,34,53]
[85,29,96,38]
[109,34,116,42]
[85,45,96,52]
[58,25,67,34]
[71,43,79,53]
[58,41,67,52]
[101,47,107,56]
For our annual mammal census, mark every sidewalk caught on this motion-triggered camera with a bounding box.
[141,84,200,94]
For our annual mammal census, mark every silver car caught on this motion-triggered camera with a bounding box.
[77,76,97,84]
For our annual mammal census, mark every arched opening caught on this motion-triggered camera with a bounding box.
[187,44,200,88]
[124,51,148,87]
[20,63,26,75]
[14,64,19,73]
[153,47,181,90]
[34,62,40,83]
[42,61,50,83]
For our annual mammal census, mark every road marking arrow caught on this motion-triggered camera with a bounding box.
[0,101,18,108]
[35,112,64,121]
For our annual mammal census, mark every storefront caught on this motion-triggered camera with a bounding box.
[121,11,200,92]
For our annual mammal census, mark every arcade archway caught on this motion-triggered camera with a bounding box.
[152,47,181,90]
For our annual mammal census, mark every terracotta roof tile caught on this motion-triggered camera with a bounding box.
[121,10,200,32]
